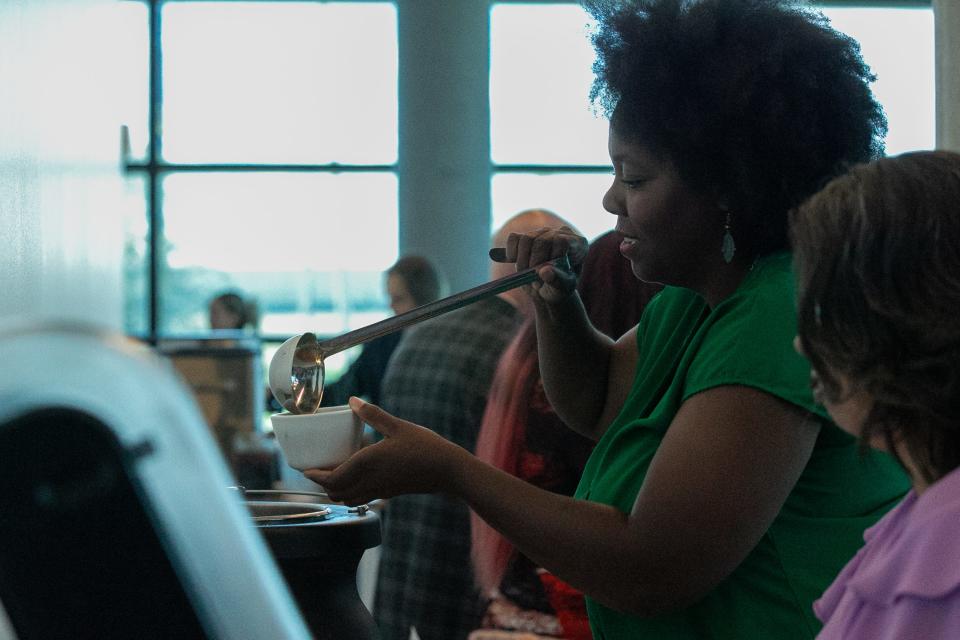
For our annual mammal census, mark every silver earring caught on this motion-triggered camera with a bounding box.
[721,210,736,264]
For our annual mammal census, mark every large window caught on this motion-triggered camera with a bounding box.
[489,2,935,241]
[120,1,935,350]
[121,1,398,353]
[822,6,935,154]
[490,4,610,240]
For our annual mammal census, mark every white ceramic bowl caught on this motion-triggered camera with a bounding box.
[270,405,363,471]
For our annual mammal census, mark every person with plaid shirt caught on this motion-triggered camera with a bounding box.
[372,210,573,640]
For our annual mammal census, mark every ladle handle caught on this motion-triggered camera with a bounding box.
[316,255,571,357]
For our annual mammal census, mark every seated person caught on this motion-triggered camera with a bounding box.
[791,150,960,639]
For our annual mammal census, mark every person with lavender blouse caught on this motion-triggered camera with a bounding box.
[792,150,960,639]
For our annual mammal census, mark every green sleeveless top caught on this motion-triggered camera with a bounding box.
[574,252,909,639]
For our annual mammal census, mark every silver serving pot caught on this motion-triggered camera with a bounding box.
[243,490,382,640]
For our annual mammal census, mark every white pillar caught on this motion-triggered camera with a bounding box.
[935,0,960,152]
[397,0,492,292]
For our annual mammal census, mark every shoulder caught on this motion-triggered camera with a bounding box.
[817,476,960,637]
[850,469,960,606]
[386,297,520,378]
[406,296,519,340]
[358,332,403,363]
[707,253,799,357]
[635,285,705,353]
[683,252,823,414]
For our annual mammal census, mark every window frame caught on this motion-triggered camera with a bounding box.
[124,0,399,344]
[488,0,933,239]
[125,0,934,343]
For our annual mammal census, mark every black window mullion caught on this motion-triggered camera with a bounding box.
[131,0,400,341]
[128,162,397,173]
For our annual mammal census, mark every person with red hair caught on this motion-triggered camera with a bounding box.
[469,231,661,640]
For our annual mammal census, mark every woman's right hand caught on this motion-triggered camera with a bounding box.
[503,226,588,304]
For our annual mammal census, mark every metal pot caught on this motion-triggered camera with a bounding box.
[243,490,381,640]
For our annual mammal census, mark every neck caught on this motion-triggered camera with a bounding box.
[695,256,756,308]
[893,438,931,496]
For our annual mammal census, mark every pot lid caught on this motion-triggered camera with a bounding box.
[247,500,332,523]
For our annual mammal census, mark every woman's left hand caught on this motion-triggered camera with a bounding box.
[502,226,588,305]
[303,396,464,505]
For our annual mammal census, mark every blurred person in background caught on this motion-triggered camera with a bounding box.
[322,255,446,407]
[370,209,573,640]
[208,290,259,333]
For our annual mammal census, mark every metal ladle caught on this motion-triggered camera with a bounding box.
[269,255,571,414]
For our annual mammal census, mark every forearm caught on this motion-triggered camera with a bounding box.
[448,445,670,616]
[534,293,614,439]
[324,389,815,621]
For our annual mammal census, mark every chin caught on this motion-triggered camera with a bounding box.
[629,259,662,285]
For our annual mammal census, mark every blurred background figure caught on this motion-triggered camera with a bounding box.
[372,209,572,640]
[386,255,446,316]
[208,290,259,333]
[468,230,661,640]
[321,255,446,408]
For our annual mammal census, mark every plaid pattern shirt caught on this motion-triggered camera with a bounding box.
[373,296,522,640]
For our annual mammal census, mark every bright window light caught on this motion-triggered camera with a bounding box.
[162,2,398,164]
[489,2,936,242]
[492,172,615,242]
[160,172,398,335]
[490,4,607,165]
[821,7,935,155]
[116,1,149,160]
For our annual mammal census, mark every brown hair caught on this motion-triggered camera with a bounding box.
[791,150,960,484]
[386,255,446,307]
[210,291,259,331]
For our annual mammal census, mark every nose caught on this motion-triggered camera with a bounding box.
[602,178,621,218]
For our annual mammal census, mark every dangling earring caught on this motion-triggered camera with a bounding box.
[721,209,736,264]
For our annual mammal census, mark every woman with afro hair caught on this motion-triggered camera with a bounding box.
[308,2,910,638]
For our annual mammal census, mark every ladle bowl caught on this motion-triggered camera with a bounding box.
[269,255,571,414]
[269,332,327,415]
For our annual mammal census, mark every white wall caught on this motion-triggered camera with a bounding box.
[0,0,127,330]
